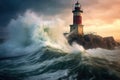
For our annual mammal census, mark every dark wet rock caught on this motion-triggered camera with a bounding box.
[67,33,120,50]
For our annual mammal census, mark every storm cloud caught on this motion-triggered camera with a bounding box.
[0,0,73,27]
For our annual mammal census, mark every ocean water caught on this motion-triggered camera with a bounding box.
[0,12,120,80]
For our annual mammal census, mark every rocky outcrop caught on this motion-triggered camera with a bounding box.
[67,33,120,50]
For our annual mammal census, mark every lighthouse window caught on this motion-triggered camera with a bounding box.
[75,4,80,7]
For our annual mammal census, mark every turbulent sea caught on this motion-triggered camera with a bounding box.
[0,12,120,80]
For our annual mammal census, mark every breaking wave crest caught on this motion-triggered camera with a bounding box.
[0,11,84,57]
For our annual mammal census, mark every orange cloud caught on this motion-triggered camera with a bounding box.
[83,0,120,23]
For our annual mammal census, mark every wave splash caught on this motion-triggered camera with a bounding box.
[0,11,84,57]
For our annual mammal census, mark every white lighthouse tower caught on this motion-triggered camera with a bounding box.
[70,1,84,35]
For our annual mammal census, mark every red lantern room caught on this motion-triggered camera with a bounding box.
[72,1,83,25]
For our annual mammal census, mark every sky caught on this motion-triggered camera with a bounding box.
[0,0,120,41]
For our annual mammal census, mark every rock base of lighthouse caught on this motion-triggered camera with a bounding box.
[66,33,120,50]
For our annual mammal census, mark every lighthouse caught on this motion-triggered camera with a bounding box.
[70,1,84,35]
